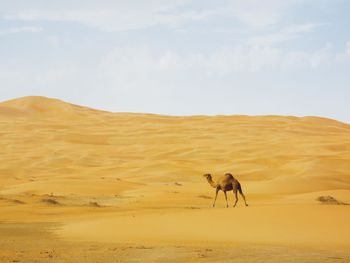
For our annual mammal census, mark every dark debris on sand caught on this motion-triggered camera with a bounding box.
[317,196,348,205]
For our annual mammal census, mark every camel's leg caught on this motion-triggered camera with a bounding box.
[240,191,248,206]
[238,185,248,206]
[233,189,238,207]
[224,191,228,208]
[213,188,219,207]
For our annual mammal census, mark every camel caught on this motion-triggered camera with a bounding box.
[203,173,248,207]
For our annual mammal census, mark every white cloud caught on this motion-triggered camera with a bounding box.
[0,40,349,120]
[0,0,302,32]
[0,26,43,35]
[228,0,301,28]
[204,46,282,73]
[1,2,216,32]
[248,23,324,45]
[97,43,337,82]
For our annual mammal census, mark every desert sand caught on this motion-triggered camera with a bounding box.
[1,96,350,262]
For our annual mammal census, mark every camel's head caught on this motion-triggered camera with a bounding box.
[203,173,212,180]
[225,173,233,177]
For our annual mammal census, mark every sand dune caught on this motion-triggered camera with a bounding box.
[0,96,350,262]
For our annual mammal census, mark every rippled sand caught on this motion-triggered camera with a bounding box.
[1,96,350,262]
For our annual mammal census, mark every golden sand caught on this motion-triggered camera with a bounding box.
[1,96,350,262]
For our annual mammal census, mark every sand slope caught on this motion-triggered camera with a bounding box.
[0,96,350,262]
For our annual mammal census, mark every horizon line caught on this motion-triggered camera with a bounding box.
[1,95,349,125]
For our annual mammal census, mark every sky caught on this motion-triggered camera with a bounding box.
[0,0,349,122]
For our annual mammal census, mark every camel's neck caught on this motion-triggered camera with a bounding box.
[206,177,218,188]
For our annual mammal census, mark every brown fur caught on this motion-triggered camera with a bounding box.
[203,173,248,207]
